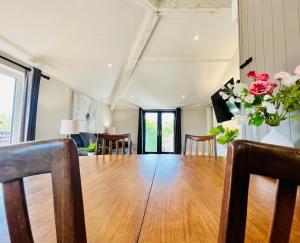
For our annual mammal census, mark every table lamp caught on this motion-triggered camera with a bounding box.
[60,119,79,137]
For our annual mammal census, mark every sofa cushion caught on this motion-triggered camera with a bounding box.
[71,134,84,148]
[79,132,96,147]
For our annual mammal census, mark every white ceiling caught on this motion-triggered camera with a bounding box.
[121,11,239,108]
[0,0,239,109]
[0,0,147,101]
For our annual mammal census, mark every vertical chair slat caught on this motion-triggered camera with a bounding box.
[109,141,112,155]
[214,138,217,157]
[183,134,217,157]
[102,138,105,155]
[116,141,119,155]
[268,180,297,243]
[3,179,34,243]
[122,139,125,155]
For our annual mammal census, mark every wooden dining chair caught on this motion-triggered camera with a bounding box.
[0,139,87,243]
[183,134,217,157]
[218,140,300,243]
[96,133,131,155]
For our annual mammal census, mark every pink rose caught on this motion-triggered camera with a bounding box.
[256,73,270,81]
[274,71,290,80]
[295,65,300,75]
[247,71,257,79]
[249,81,278,96]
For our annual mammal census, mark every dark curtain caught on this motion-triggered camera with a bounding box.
[137,108,144,154]
[174,108,182,154]
[20,68,42,141]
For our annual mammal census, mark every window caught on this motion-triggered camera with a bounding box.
[0,64,24,145]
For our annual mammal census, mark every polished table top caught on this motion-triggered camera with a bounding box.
[1,155,300,242]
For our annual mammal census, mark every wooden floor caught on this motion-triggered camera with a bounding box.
[1,154,300,242]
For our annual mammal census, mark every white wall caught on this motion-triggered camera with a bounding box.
[96,101,113,133]
[239,0,300,146]
[36,77,72,140]
[218,49,240,87]
[182,107,207,154]
[113,109,139,152]
[182,107,207,138]
[36,77,113,140]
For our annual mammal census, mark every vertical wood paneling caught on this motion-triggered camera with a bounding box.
[239,0,300,145]
[272,0,287,71]
[254,0,265,73]
[284,0,300,72]
[239,0,249,139]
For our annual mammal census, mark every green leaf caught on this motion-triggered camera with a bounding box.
[244,103,252,109]
[249,116,264,126]
[209,125,225,136]
[252,96,262,106]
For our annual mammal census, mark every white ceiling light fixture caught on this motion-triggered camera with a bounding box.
[182,95,186,99]
[194,35,200,41]
[130,95,134,99]
[107,63,113,68]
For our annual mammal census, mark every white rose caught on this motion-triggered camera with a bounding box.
[262,101,276,114]
[244,94,255,104]
[263,95,272,101]
[233,83,247,96]
[227,83,233,89]
[219,91,229,100]
[229,96,236,104]
[282,75,300,86]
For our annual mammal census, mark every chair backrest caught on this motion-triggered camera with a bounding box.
[218,140,300,243]
[96,133,131,155]
[0,139,87,243]
[183,134,217,157]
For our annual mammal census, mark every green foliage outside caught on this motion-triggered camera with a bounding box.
[145,118,174,152]
[209,125,239,145]
[145,119,157,152]
[0,113,12,132]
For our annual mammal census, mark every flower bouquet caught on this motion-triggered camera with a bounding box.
[219,65,300,127]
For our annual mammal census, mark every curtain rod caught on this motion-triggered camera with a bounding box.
[0,55,50,80]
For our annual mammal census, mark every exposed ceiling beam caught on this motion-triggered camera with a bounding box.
[109,12,160,110]
[137,0,231,13]
[139,57,232,64]
[157,0,231,9]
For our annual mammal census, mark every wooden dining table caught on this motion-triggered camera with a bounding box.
[1,154,300,243]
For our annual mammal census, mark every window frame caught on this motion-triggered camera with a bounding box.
[0,63,25,144]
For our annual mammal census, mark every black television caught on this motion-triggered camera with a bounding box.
[211,78,241,123]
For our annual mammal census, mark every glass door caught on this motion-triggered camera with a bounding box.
[143,111,175,154]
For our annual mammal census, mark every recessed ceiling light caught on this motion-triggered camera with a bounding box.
[182,95,186,99]
[107,63,112,68]
[130,95,134,99]
[194,35,200,41]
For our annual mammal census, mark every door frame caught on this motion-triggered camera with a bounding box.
[143,109,176,154]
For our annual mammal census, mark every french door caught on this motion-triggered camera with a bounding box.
[143,110,175,154]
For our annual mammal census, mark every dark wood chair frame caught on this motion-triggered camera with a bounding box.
[96,133,132,155]
[218,140,300,243]
[183,134,217,157]
[0,139,87,243]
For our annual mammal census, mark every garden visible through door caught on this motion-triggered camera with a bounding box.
[144,111,175,154]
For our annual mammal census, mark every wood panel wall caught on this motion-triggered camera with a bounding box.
[239,0,300,146]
